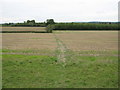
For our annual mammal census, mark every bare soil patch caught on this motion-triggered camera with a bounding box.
[2,33,57,51]
[2,27,46,31]
[55,31,118,51]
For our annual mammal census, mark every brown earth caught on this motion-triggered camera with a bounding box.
[55,31,118,51]
[2,33,57,51]
[2,30,118,52]
[2,27,46,31]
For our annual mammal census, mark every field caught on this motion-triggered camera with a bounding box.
[2,27,118,88]
[1,27,46,33]
[2,27,46,31]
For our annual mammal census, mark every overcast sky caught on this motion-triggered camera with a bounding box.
[0,0,119,23]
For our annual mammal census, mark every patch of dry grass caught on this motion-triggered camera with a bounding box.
[2,27,46,31]
[2,33,57,51]
[2,31,118,52]
[55,31,118,51]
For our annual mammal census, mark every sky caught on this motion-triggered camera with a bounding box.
[0,0,119,23]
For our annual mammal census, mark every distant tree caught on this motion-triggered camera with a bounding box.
[31,20,35,24]
[27,20,30,23]
[8,23,14,25]
[27,20,35,24]
[46,19,55,25]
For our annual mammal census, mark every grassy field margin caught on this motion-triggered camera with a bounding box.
[2,49,118,88]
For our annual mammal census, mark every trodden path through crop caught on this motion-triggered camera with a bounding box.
[53,33,68,67]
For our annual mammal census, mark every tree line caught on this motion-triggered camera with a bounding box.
[1,19,119,31]
[1,19,55,27]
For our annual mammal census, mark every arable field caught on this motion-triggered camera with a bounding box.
[1,27,46,33]
[55,31,118,51]
[2,33,57,51]
[2,28,118,88]
[2,27,46,31]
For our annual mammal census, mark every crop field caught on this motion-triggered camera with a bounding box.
[2,27,46,31]
[1,27,46,33]
[2,33,57,51]
[55,31,118,51]
[2,28,118,88]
